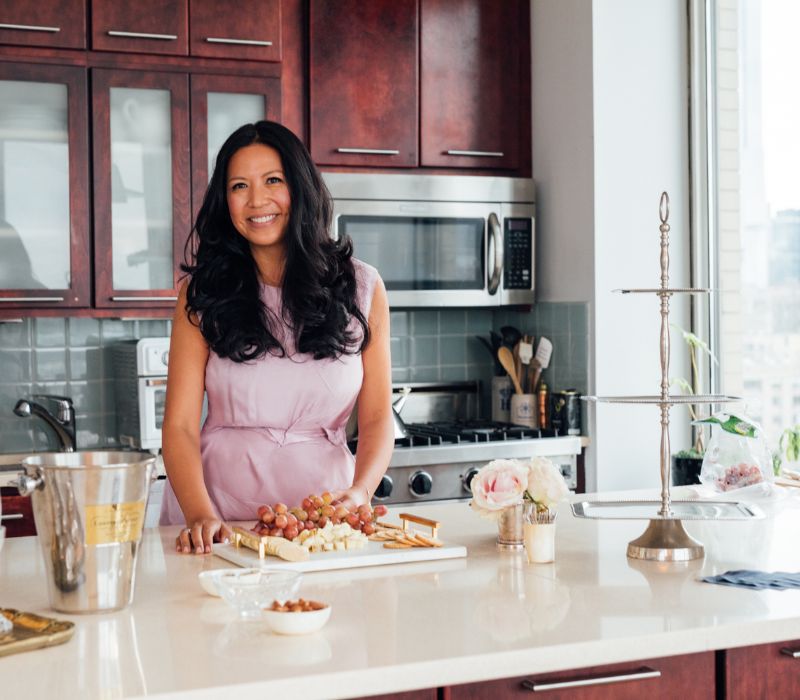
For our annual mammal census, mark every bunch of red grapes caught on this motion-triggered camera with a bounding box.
[253,492,388,541]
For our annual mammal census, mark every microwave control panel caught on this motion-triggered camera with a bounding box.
[503,218,533,289]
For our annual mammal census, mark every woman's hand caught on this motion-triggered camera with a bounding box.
[332,484,371,511]
[176,518,233,554]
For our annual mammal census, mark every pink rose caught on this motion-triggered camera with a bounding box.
[470,459,529,516]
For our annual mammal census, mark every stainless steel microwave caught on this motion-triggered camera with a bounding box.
[323,173,535,307]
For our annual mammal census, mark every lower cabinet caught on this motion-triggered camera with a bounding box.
[349,692,436,700]
[444,652,715,699]
[724,640,800,699]
[0,487,37,537]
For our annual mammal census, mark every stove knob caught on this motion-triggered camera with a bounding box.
[409,471,433,497]
[463,467,480,492]
[374,475,393,500]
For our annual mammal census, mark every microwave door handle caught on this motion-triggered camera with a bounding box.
[487,213,503,294]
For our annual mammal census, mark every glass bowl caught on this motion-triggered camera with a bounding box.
[263,601,332,635]
[215,569,302,620]
[198,568,261,597]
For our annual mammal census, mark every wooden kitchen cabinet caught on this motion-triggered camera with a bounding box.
[444,652,715,699]
[420,0,526,170]
[91,68,191,310]
[723,640,800,699]
[90,0,189,56]
[190,0,282,62]
[0,0,85,50]
[349,692,436,700]
[0,62,91,309]
[189,73,281,217]
[309,0,419,168]
[0,488,36,538]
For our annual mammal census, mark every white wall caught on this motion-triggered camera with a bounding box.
[532,0,692,491]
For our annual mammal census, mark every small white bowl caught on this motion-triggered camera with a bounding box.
[263,604,332,635]
[198,568,261,597]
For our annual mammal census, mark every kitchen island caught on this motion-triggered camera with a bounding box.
[1,490,799,699]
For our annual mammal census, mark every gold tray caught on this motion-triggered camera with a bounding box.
[0,608,75,657]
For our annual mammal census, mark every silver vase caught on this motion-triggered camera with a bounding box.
[496,503,525,550]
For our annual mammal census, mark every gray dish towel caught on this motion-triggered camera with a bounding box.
[701,570,800,590]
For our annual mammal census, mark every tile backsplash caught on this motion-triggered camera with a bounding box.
[0,302,588,454]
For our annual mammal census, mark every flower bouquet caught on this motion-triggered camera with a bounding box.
[470,457,570,558]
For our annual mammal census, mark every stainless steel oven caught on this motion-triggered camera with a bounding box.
[324,173,535,307]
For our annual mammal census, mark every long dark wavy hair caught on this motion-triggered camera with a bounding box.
[182,120,369,362]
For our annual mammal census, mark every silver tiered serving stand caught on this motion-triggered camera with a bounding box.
[572,192,762,562]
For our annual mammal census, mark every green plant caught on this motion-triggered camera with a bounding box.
[670,324,717,455]
[779,425,800,465]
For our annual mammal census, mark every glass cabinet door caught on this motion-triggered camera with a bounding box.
[190,74,281,218]
[92,69,190,308]
[0,63,89,309]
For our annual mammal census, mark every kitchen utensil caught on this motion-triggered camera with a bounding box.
[498,347,524,395]
[529,337,553,392]
[475,335,504,375]
[512,341,522,390]
[0,609,75,658]
[348,386,411,441]
[500,325,522,351]
[518,336,534,391]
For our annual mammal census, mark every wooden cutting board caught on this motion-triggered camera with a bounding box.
[212,539,467,573]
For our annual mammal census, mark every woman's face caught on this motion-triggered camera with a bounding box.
[226,143,291,254]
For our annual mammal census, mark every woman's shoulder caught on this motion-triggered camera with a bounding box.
[350,257,381,317]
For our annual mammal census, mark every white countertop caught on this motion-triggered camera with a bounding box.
[1,489,800,699]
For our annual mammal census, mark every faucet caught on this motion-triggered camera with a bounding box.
[14,395,77,452]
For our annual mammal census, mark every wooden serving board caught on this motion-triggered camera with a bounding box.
[212,539,467,573]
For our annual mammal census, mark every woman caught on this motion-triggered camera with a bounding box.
[160,121,394,554]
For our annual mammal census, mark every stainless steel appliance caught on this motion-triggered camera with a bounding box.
[112,338,170,450]
[324,173,535,307]
[352,383,581,505]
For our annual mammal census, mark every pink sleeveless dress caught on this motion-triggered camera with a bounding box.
[159,258,379,524]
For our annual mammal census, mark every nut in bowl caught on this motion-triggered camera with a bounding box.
[215,569,302,620]
[263,598,332,635]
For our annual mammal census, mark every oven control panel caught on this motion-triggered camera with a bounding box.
[503,217,533,290]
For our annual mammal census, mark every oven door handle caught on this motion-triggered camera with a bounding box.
[487,212,503,295]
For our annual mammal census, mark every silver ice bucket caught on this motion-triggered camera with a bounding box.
[17,451,156,614]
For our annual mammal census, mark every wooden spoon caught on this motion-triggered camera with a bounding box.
[498,346,524,395]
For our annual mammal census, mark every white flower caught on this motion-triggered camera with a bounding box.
[470,459,529,517]
[525,457,569,510]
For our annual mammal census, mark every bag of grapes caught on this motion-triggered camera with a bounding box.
[696,413,773,492]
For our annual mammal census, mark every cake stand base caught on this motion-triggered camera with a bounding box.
[626,519,705,561]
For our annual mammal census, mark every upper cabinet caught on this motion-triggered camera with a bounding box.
[309,0,530,174]
[91,0,189,56]
[190,0,282,62]
[309,0,418,168]
[420,0,524,170]
[0,0,86,50]
[0,62,90,308]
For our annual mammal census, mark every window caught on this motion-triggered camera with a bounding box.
[710,0,800,444]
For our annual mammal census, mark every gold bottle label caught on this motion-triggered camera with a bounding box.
[84,501,146,545]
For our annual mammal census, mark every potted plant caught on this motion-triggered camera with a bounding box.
[778,425,800,476]
[670,325,717,485]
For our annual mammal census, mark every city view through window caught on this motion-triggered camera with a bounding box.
[728,0,800,447]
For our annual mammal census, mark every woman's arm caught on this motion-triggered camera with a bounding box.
[162,281,232,553]
[338,278,394,509]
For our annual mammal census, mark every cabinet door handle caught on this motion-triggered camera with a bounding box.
[110,296,178,302]
[0,296,65,302]
[107,30,178,41]
[781,647,800,659]
[205,37,272,46]
[0,23,60,33]
[336,148,400,156]
[521,666,661,692]
[0,319,24,324]
[145,378,168,387]
[446,149,505,158]
[1,514,24,521]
